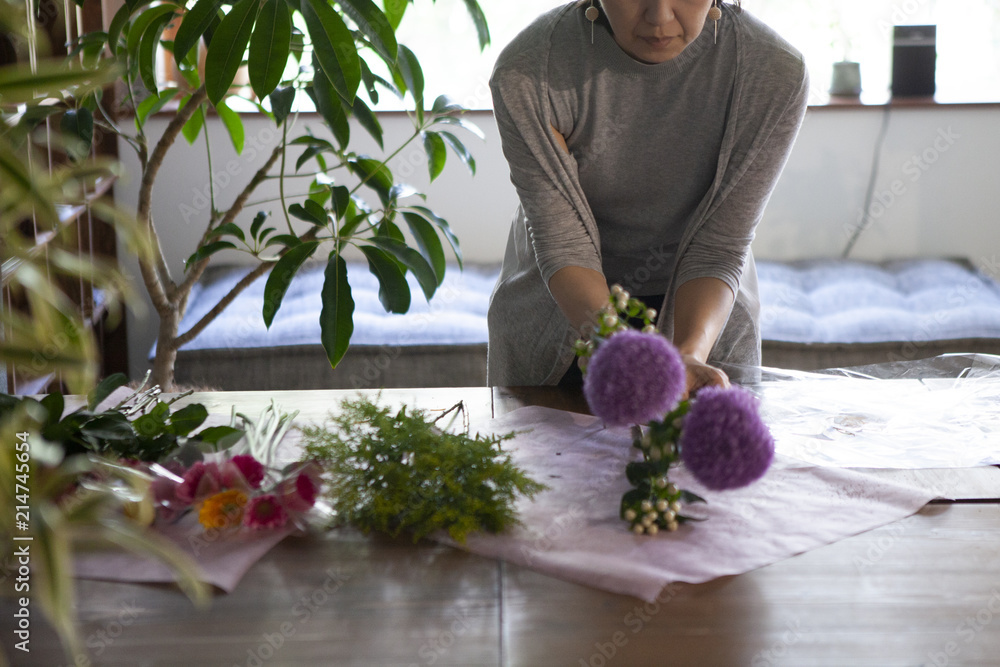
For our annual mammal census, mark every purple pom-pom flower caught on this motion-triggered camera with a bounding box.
[679,386,774,490]
[583,329,685,427]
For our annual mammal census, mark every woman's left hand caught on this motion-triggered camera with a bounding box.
[681,353,730,399]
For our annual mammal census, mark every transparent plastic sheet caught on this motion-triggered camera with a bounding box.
[719,353,1000,469]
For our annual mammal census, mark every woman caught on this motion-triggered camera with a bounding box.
[486,0,808,395]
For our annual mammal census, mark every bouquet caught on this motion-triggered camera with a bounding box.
[575,286,775,535]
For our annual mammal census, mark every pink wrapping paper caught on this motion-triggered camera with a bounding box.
[73,514,293,593]
[441,406,938,601]
[71,387,293,592]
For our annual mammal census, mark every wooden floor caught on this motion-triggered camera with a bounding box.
[3,386,1000,666]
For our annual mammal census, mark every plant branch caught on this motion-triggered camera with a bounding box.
[172,227,321,350]
[135,85,209,312]
[176,142,285,307]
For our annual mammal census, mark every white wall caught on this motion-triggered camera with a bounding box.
[117,104,1000,380]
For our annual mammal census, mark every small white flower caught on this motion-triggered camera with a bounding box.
[640,500,653,513]
[670,500,681,513]
[642,515,654,527]
[642,324,656,334]
[646,524,659,536]
[632,524,645,535]
[649,447,662,462]
[603,314,618,328]
[611,284,624,297]
[667,520,679,532]
[666,483,678,495]
[616,296,628,311]
[645,308,657,321]
[664,509,676,522]
[624,509,637,521]
[655,477,668,489]
[656,499,668,512]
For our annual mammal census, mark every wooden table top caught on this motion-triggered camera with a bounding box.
[4,386,1000,666]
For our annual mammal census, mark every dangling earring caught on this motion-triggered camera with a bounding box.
[708,0,723,45]
[586,0,600,44]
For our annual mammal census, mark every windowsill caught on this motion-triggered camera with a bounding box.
[807,91,1000,109]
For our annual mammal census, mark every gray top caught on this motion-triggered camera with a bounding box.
[487,1,808,386]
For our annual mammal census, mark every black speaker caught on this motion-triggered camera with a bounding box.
[891,25,936,97]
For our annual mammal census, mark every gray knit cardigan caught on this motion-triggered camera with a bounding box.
[486,2,809,386]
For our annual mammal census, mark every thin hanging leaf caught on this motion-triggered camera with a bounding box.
[338,0,396,61]
[204,0,260,105]
[405,205,462,269]
[250,211,269,240]
[434,115,486,140]
[180,102,206,144]
[173,0,224,65]
[403,211,446,282]
[382,0,406,29]
[395,43,423,112]
[438,130,476,175]
[60,108,94,163]
[263,241,319,327]
[287,199,328,226]
[185,240,237,268]
[360,245,410,313]
[352,96,383,149]
[135,87,180,126]
[319,253,355,368]
[248,0,292,100]
[269,86,295,126]
[461,0,490,50]
[207,222,245,242]
[366,237,439,301]
[347,156,393,203]
[359,58,380,104]
[215,99,245,153]
[301,0,361,103]
[306,60,350,148]
[421,130,447,181]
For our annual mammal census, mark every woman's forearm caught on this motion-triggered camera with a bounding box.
[548,265,611,332]
[673,276,735,362]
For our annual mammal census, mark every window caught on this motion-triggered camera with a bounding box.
[391,0,1000,109]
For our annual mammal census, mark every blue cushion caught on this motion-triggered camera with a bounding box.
[757,259,1000,344]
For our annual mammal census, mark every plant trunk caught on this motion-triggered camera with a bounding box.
[150,305,181,390]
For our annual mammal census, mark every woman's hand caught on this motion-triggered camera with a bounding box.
[681,353,730,399]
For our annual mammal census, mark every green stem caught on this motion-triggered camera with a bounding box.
[279,119,293,234]
[347,124,424,198]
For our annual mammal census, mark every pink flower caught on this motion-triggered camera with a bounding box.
[223,455,266,489]
[277,467,319,513]
[176,462,222,504]
[150,461,189,520]
[244,495,288,530]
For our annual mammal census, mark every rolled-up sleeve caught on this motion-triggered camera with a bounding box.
[491,69,603,284]
[676,64,809,294]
